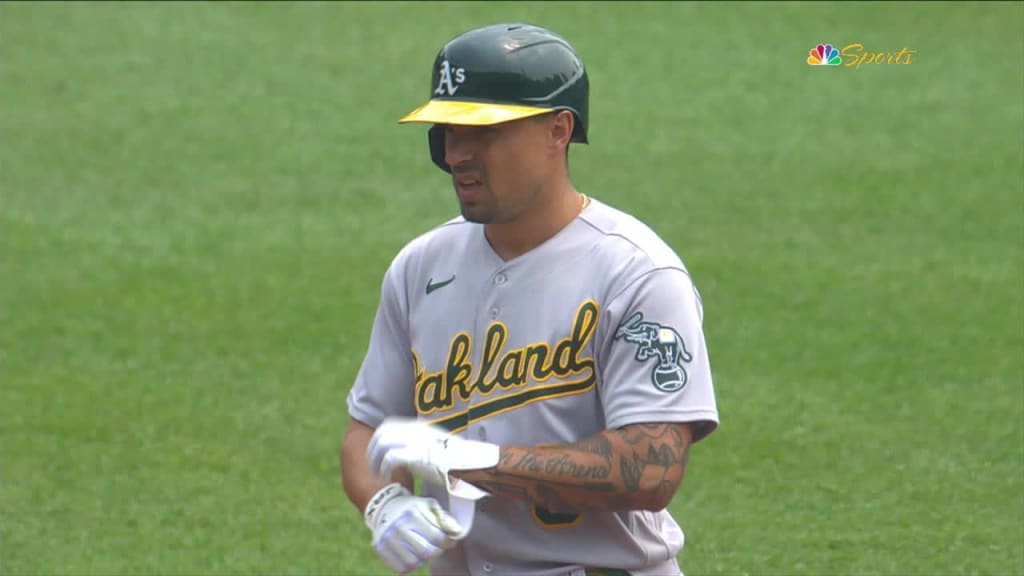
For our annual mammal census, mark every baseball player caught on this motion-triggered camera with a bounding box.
[341,22,719,576]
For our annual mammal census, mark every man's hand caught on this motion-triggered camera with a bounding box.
[367,418,500,491]
[363,483,465,574]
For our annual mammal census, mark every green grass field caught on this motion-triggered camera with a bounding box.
[2,1,1022,574]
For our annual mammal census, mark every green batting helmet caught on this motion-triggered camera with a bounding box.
[398,23,590,173]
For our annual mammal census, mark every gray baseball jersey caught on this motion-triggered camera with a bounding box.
[347,196,719,576]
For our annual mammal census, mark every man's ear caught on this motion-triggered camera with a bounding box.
[549,110,575,152]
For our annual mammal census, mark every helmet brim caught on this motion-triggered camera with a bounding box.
[398,99,553,126]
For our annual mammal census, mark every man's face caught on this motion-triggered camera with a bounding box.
[442,115,553,224]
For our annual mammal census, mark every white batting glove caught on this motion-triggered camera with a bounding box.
[367,418,500,492]
[363,482,465,574]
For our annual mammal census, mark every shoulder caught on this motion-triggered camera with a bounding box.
[374,215,475,304]
[387,214,476,273]
[578,197,688,274]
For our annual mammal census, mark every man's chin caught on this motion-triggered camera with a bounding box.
[459,205,492,224]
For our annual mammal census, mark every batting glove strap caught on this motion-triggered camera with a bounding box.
[364,482,410,531]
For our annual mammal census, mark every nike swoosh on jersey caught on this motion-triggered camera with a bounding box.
[426,275,456,294]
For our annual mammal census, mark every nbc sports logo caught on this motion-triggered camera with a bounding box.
[807,43,841,66]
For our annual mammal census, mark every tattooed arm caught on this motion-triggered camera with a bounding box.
[451,422,695,513]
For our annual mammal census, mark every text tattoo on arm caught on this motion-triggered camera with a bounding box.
[456,422,693,513]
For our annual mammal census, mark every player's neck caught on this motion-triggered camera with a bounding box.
[484,182,585,262]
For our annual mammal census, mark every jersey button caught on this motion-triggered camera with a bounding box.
[477,427,487,441]
[482,562,493,573]
[494,273,507,286]
[488,307,500,320]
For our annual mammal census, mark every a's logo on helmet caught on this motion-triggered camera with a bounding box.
[434,60,466,96]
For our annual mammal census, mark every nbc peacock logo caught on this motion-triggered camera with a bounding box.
[807,43,841,66]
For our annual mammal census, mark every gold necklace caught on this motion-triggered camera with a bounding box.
[580,192,590,212]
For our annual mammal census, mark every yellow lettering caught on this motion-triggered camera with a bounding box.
[552,339,575,374]
[569,301,599,370]
[413,300,601,417]
[414,351,448,414]
[496,349,525,388]
[445,334,473,400]
[474,323,506,393]
[525,343,554,383]
[841,43,864,68]
[841,43,915,67]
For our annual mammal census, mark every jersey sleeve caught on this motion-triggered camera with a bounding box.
[346,258,417,428]
[597,267,719,442]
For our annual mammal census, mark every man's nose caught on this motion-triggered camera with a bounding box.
[444,130,474,168]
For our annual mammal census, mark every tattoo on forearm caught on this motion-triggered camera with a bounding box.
[476,423,693,511]
[620,454,643,491]
[613,424,691,507]
[574,434,614,459]
[507,452,610,480]
[496,449,517,468]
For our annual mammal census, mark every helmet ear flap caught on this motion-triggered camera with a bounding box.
[428,125,451,173]
[571,111,588,144]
